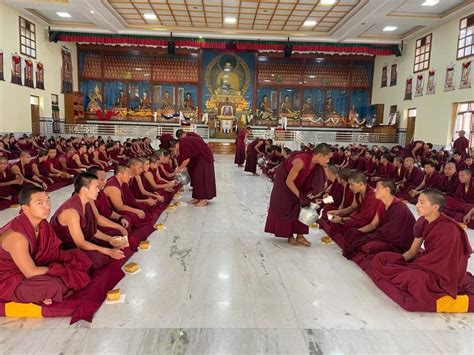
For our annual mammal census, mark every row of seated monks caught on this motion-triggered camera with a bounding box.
[0,129,216,318]
[235,129,474,313]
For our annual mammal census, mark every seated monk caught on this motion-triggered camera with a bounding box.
[45,147,75,179]
[396,157,424,201]
[157,149,179,181]
[142,156,176,200]
[86,144,107,171]
[371,153,395,185]
[11,151,48,190]
[318,165,343,207]
[440,162,459,196]
[321,168,353,216]
[104,165,153,225]
[326,171,384,239]
[87,166,131,235]
[147,154,178,191]
[443,169,474,223]
[50,173,126,268]
[264,143,330,247]
[65,147,88,174]
[343,179,415,259]
[96,143,112,170]
[128,158,163,206]
[371,189,474,312]
[0,186,92,305]
[408,161,444,204]
[0,156,23,207]
[392,156,406,184]
[109,142,128,165]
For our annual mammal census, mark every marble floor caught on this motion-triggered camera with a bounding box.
[0,155,473,354]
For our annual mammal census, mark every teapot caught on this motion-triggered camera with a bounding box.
[257,157,265,166]
[175,171,191,185]
[298,202,320,226]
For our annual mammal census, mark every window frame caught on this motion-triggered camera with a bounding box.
[19,16,37,59]
[457,15,474,60]
[413,33,432,74]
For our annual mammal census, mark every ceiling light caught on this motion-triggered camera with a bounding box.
[143,13,157,20]
[56,12,71,18]
[309,75,316,78]
[224,17,237,24]
[303,19,317,27]
[383,26,398,32]
[90,10,94,14]
[421,0,439,6]
[320,0,337,5]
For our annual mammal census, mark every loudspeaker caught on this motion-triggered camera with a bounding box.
[49,30,59,43]
[168,40,175,54]
[284,44,292,58]
[392,46,402,57]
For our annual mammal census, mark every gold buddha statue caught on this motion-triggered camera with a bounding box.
[87,84,103,112]
[216,62,240,95]
[302,96,314,114]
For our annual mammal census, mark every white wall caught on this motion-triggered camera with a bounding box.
[372,15,474,146]
[0,2,78,134]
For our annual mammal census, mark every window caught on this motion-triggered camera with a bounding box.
[457,15,474,60]
[19,17,36,59]
[413,34,432,73]
[453,101,474,147]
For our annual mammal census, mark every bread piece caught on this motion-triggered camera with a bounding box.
[124,262,139,273]
[154,223,165,230]
[320,236,333,244]
[107,289,120,301]
[139,241,150,250]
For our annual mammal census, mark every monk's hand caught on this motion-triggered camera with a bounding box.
[119,217,130,229]
[155,193,165,202]
[13,178,23,185]
[118,226,128,237]
[146,198,157,206]
[109,237,124,248]
[331,215,343,224]
[42,182,48,190]
[299,192,311,207]
[107,248,125,260]
[136,210,146,219]
[463,213,472,224]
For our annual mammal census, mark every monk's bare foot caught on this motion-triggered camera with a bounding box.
[238,164,243,167]
[296,235,311,247]
[188,198,198,204]
[42,299,52,305]
[253,173,260,176]
[288,237,299,246]
[195,200,208,207]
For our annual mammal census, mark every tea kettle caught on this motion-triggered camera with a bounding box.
[298,202,320,226]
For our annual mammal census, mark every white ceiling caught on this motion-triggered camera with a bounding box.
[4,0,473,44]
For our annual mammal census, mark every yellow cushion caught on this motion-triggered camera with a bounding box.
[436,295,469,313]
[5,302,42,318]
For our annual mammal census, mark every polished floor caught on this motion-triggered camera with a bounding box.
[0,155,473,354]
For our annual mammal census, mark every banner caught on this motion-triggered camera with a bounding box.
[459,60,472,89]
[24,58,34,88]
[390,64,397,86]
[381,63,387,87]
[414,74,424,97]
[36,62,45,89]
[444,63,455,91]
[404,76,412,100]
[11,52,22,85]
[426,69,436,95]
[61,47,73,93]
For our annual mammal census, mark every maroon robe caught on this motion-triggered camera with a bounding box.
[440,175,460,196]
[159,134,173,149]
[343,199,415,259]
[51,194,109,269]
[378,162,395,179]
[370,214,473,312]
[453,136,469,158]
[0,213,92,303]
[178,136,216,200]
[396,166,424,200]
[409,172,444,204]
[0,169,20,206]
[264,152,325,238]
[244,139,265,174]
[234,129,247,166]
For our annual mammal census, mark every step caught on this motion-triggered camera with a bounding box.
[208,142,236,155]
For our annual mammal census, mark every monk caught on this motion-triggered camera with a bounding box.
[343,179,415,259]
[51,173,125,268]
[142,156,177,197]
[440,162,459,196]
[453,130,470,159]
[244,138,272,176]
[443,169,474,222]
[392,156,406,184]
[170,137,216,207]
[264,143,331,247]
[65,147,88,174]
[11,151,48,190]
[396,157,424,200]
[263,146,283,179]
[326,171,384,238]
[0,156,23,206]
[0,186,92,305]
[318,165,343,209]
[104,165,152,225]
[86,166,131,236]
[371,189,473,312]
[408,161,444,203]
[372,153,395,183]
[234,127,249,167]
[128,158,163,205]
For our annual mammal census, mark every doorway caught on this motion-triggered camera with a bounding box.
[406,108,417,145]
[30,95,40,135]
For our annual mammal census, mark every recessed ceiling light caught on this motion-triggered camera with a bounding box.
[421,0,439,6]
[224,17,237,24]
[56,12,71,18]
[90,10,94,14]
[303,19,317,27]
[320,0,336,5]
[383,26,398,32]
[143,13,157,20]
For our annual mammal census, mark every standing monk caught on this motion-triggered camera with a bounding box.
[0,186,92,305]
[234,127,249,167]
[264,143,331,247]
[453,130,470,159]
[244,138,272,176]
[170,137,216,207]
